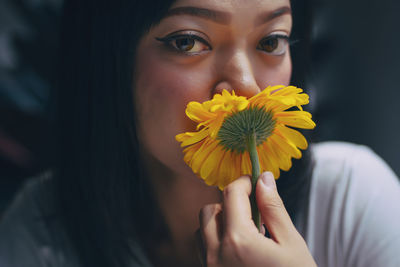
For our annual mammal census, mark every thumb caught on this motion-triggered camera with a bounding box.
[256,172,297,243]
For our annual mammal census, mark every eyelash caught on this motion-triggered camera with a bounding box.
[257,34,290,56]
[156,33,211,55]
[155,32,293,56]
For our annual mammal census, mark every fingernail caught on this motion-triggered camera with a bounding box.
[261,172,276,190]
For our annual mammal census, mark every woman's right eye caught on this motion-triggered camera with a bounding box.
[156,33,211,54]
[257,34,289,56]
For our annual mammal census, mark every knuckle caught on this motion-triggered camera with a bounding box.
[199,203,222,229]
[200,203,218,218]
[206,251,220,266]
[223,183,241,199]
[221,232,248,261]
[223,183,236,197]
[262,193,284,210]
[201,203,214,215]
[223,176,251,198]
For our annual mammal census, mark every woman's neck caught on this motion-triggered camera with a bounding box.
[144,155,222,266]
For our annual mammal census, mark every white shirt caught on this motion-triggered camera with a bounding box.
[300,142,400,267]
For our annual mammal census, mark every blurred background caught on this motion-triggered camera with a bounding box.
[0,0,61,215]
[0,0,399,217]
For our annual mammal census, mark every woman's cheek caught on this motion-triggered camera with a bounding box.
[256,53,292,87]
[134,52,213,170]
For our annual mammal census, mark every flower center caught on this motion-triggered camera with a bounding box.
[217,106,276,153]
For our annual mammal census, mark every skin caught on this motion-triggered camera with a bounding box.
[135,0,316,266]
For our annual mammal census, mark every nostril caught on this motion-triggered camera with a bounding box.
[212,81,261,98]
[212,81,233,96]
[237,85,261,98]
[231,84,261,98]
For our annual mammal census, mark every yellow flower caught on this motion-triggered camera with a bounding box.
[176,85,316,190]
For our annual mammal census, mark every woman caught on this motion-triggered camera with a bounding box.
[1,0,399,266]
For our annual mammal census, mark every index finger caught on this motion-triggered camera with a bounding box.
[222,175,254,232]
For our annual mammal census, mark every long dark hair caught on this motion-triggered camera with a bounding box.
[54,0,314,266]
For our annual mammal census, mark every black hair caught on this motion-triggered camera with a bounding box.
[282,0,315,228]
[55,0,314,266]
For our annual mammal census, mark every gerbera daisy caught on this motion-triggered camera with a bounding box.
[175,85,315,191]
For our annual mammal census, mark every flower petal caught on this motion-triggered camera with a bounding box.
[180,129,209,147]
[217,150,235,189]
[241,151,252,175]
[275,124,308,150]
[275,111,316,129]
[270,133,302,159]
[231,152,242,183]
[183,141,203,164]
[259,143,280,179]
[191,138,219,173]
[200,145,224,184]
[267,139,292,171]
[186,102,215,122]
[270,85,302,96]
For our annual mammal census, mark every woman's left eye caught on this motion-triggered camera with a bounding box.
[156,33,211,54]
[257,34,289,55]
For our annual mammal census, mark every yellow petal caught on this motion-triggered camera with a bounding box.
[208,113,226,138]
[271,85,303,96]
[186,102,215,122]
[183,141,203,165]
[181,129,209,147]
[275,124,308,150]
[230,152,242,183]
[217,150,234,189]
[259,143,280,178]
[265,85,285,95]
[191,138,218,173]
[203,159,222,187]
[277,117,316,129]
[275,111,316,129]
[267,139,292,171]
[175,132,190,143]
[200,145,224,183]
[243,151,253,175]
[270,133,302,159]
[274,149,292,171]
[222,89,231,97]
[276,110,312,118]
[237,100,249,111]
[210,104,224,112]
[257,145,270,173]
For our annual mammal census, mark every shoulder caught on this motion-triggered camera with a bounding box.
[306,141,400,267]
[0,172,80,267]
[311,140,394,175]
[310,141,399,199]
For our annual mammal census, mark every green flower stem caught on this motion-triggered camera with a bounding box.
[247,132,261,232]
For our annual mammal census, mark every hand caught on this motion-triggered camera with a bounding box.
[197,172,317,267]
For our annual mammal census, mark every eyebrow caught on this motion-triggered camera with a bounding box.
[164,6,292,26]
[255,6,292,26]
[164,6,231,24]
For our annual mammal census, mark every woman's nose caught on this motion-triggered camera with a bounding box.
[213,50,261,98]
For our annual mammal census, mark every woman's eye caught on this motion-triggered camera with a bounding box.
[174,36,196,51]
[156,34,211,54]
[257,35,289,56]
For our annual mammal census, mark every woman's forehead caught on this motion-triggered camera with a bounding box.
[166,0,291,28]
[172,0,291,8]
[170,0,292,18]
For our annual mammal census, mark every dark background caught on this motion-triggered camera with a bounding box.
[1,0,399,216]
[310,0,400,175]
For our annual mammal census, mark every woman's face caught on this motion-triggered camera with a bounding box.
[135,0,292,179]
